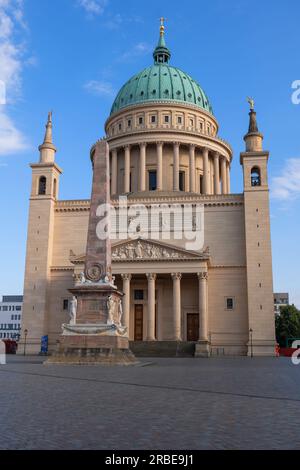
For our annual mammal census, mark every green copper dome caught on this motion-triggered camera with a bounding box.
[110,25,213,116]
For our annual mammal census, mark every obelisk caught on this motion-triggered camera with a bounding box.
[46,140,137,365]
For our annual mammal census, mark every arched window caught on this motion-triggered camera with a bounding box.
[38,176,46,195]
[251,167,261,187]
[53,179,57,198]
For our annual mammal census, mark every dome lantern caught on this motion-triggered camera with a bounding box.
[153,17,171,65]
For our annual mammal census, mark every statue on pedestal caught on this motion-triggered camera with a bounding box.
[68,296,77,325]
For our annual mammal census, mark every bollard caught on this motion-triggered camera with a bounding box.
[0,340,6,365]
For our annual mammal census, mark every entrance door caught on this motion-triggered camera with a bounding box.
[134,305,143,341]
[187,314,199,341]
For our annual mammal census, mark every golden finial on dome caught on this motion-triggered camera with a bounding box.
[160,17,166,36]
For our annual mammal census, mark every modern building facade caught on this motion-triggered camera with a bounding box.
[20,23,276,356]
[274,293,289,315]
[0,296,23,340]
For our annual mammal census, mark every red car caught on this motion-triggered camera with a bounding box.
[3,339,18,354]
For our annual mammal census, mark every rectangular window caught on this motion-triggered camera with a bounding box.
[226,298,234,310]
[134,290,144,300]
[177,116,182,124]
[118,123,122,131]
[127,119,131,127]
[164,115,170,123]
[138,117,143,125]
[63,299,69,311]
[179,171,185,191]
[149,170,157,191]
[151,115,156,124]
[200,175,203,194]
[190,119,194,127]
[16,306,21,311]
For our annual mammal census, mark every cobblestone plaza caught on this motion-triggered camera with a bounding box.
[0,357,299,450]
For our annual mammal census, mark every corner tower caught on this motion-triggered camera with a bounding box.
[20,113,62,354]
[240,100,276,356]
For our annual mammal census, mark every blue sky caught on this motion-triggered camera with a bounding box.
[0,0,299,306]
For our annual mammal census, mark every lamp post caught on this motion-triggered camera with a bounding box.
[23,329,28,356]
[249,328,253,358]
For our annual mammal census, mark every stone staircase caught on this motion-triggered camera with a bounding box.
[129,341,196,357]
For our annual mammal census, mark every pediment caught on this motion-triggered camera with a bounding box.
[70,238,210,265]
[112,238,209,262]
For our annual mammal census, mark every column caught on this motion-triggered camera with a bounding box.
[189,144,196,193]
[221,156,227,195]
[203,147,209,195]
[111,149,118,195]
[213,152,221,195]
[121,274,132,333]
[197,272,208,341]
[227,162,231,194]
[146,273,156,341]
[171,273,182,340]
[139,142,146,191]
[124,145,131,193]
[157,142,163,191]
[173,142,180,191]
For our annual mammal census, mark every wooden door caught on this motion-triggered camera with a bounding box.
[187,313,199,341]
[134,305,143,341]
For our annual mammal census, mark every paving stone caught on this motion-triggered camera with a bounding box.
[0,356,299,449]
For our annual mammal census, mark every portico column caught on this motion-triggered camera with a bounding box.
[227,162,231,194]
[139,142,146,191]
[221,156,227,195]
[124,145,131,193]
[157,142,163,190]
[213,152,221,195]
[146,273,156,341]
[203,147,210,195]
[111,149,118,195]
[189,144,196,192]
[173,142,180,191]
[197,272,208,341]
[121,274,132,333]
[171,273,182,340]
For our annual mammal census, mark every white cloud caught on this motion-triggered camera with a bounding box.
[104,13,143,30]
[84,80,115,96]
[77,0,107,16]
[119,42,152,62]
[271,158,300,201]
[0,109,28,155]
[0,0,29,155]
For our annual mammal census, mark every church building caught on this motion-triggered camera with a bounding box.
[21,22,276,356]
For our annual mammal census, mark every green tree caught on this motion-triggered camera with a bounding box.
[275,304,300,347]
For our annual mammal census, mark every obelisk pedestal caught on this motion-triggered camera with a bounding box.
[46,141,137,365]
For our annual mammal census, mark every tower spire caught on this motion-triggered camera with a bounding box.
[153,18,171,64]
[39,111,57,163]
[244,98,263,152]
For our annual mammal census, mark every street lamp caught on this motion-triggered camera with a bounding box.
[249,328,253,358]
[23,329,28,356]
